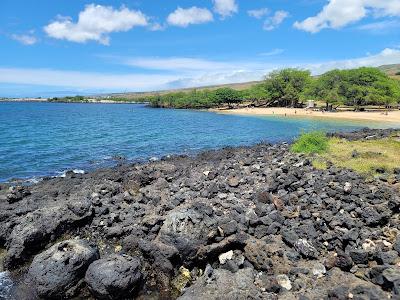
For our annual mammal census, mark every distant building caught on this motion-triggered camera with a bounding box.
[306,100,316,109]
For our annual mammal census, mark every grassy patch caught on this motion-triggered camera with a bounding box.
[291,131,329,154]
[320,137,400,177]
[312,158,329,170]
[292,131,400,177]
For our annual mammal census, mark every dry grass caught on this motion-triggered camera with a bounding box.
[391,75,400,81]
[107,81,261,100]
[312,158,328,170]
[320,135,400,177]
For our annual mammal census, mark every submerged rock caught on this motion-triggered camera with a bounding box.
[0,271,14,299]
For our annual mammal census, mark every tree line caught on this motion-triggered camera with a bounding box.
[143,67,400,110]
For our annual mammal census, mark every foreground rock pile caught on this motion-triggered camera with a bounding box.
[0,128,399,299]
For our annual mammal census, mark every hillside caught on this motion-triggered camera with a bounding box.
[379,64,400,80]
[102,64,400,101]
[103,81,261,101]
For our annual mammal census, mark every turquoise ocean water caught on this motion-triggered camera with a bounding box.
[0,102,396,183]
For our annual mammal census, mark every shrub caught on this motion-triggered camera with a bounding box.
[291,131,329,154]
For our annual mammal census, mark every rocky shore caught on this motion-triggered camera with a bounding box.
[0,129,399,299]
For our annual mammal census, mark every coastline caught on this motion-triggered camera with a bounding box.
[0,128,399,299]
[211,107,400,124]
[0,99,147,104]
[3,100,400,124]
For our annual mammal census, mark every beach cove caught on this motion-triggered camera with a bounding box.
[2,102,396,183]
[211,107,400,124]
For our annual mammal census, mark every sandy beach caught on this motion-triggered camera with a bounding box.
[211,107,400,124]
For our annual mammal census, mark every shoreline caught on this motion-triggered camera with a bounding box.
[0,99,147,104]
[0,128,399,299]
[211,107,400,124]
[3,100,400,124]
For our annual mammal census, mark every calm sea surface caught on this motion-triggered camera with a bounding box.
[0,102,395,182]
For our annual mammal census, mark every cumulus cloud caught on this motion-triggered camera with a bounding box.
[263,11,289,31]
[248,8,269,19]
[167,7,213,27]
[11,32,37,45]
[44,4,148,45]
[294,0,400,33]
[212,0,238,18]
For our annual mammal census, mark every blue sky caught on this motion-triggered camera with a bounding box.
[1,0,400,97]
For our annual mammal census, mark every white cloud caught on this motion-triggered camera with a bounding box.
[148,22,165,31]
[169,70,267,89]
[11,33,37,45]
[124,57,233,71]
[0,67,176,91]
[263,11,289,31]
[294,0,400,33]
[357,20,400,32]
[304,48,400,74]
[1,48,399,93]
[368,0,400,16]
[44,4,148,45]
[259,49,284,56]
[213,0,238,18]
[174,48,400,87]
[167,7,213,27]
[248,8,269,19]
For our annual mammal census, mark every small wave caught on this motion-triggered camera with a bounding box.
[6,176,43,186]
[58,169,85,178]
[0,271,14,299]
[26,177,42,184]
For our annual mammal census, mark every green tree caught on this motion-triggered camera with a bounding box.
[264,68,312,107]
[213,88,242,107]
[242,84,270,105]
[369,79,400,108]
[308,70,346,110]
[343,67,400,109]
[308,67,400,110]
